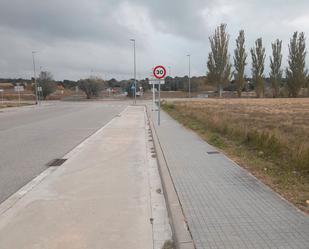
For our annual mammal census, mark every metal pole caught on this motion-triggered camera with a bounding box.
[133,40,136,105]
[32,51,38,105]
[187,54,191,98]
[158,80,161,126]
[18,89,21,106]
[40,66,43,103]
[152,81,155,111]
[130,39,136,105]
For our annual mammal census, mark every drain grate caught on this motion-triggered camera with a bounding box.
[46,158,67,167]
[207,151,220,155]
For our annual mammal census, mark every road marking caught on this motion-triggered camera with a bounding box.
[0,167,57,216]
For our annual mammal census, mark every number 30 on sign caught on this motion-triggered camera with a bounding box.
[153,65,166,79]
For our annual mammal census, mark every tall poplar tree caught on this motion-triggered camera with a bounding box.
[233,30,247,97]
[207,24,232,97]
[251,38,266,98]
[270,39,283,97]
[286,32,307,97]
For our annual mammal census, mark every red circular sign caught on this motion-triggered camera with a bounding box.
[153,65,166,79]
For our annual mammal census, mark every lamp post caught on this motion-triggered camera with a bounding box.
[32,51,38,104]
[187,54,191,98]
[130,39,136,104]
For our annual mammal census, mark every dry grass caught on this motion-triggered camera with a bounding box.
[0,103,33,109]
[143,91,202,100]
[162,98,309,213]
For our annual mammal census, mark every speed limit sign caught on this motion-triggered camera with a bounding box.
[152,65,166,126]
[153,65,166,79]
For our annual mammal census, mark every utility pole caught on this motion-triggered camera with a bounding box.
[187,54,191,98]
[130,39,136,104]
[32,51,38,105]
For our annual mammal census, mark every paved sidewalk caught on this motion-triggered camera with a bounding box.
[150,109,309,249]
[0,106,171,249]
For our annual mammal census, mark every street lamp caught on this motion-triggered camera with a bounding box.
[187,54,191,98]
[130,39,136,104]
[32,51,38,104]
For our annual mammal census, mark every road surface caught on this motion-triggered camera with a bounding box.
[0,106,172,249]
[0,101,128,204]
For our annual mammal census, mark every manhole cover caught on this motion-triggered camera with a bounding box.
[207,151,220,155]
[46,158,67,167]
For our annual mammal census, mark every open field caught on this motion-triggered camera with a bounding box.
[162,98,309,213]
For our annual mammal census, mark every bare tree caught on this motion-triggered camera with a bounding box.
[270,39,283,98]
[286,32,307,97]
[37,71,56,99]
[234,30,247,97]
[251,38,266,98]
[207,24,232,97]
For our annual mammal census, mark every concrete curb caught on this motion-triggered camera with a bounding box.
[146,106,195,249]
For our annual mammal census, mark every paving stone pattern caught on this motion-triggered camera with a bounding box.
[152,110,309,249]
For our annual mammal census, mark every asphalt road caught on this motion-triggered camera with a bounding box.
[0,101,128,204]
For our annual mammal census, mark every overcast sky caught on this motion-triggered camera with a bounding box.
[0,0,308,80]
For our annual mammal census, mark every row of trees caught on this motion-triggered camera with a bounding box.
[207,24,308,97]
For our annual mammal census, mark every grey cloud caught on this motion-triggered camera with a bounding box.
[0,0,135,45]
[131,0,215,40]
[0,0,217,44]
[0,0,308,80]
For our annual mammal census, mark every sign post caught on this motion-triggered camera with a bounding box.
[149,79,165,111]
[37,86,42,104]
[14,85,24,106]
[153,65,166,126]
[148,79,156,111]
[152,81,155,111]
[158,79,161,125]
[131,83,136,105]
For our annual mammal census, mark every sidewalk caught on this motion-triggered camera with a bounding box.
[149,107,309,249]
[0,106,171,249]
